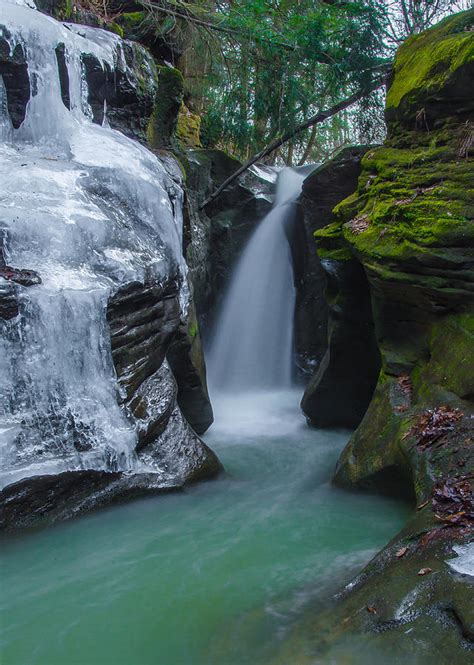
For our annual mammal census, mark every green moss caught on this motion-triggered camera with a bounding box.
[188,320,198,341]
[421,314,474,400]
[147,66,184,149]
[116,11,150,40]
[385,9,474,131]
[316,247,352,261]
[108,22,124,38]
[176,104,202,149]
[331,138,474,266]
[387,10,474,109]
[49,0,74,20]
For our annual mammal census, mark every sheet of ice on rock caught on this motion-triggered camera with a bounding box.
[0,0,187,487]
[447,543,474,577]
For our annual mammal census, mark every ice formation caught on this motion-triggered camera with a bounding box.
[0,1,188,488]
[447,543,474,577]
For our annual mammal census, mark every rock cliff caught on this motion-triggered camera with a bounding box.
[281,10,474,661]
[0,0,220,530]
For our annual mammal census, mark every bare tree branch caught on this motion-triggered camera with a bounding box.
[200,75,387,209]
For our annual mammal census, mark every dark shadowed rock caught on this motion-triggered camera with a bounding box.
[295,145,381,426]
[0,34,30,129]
[166,301,214,434]
[107,277,181,401]
[0,256,42,321]
[183,149,275,325]
[0,468,186,532]
[80,39,158,143]
[301,258,381,428]
[293,145,373,379]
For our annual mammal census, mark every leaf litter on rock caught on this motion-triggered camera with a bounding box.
[404,406,463,450]
[431,475,473,528]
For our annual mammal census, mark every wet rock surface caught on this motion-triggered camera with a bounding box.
[280,10,474,661]
[183,149,275,326]
[78,33,158,143]
[294,145,379,415]
[0,3,219,531]
[0,33,30,129]
[301,258,381,428]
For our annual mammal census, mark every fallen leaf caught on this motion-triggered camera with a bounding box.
[367,606,377,614]
[405,406,463,450]
[417,500,429,510]
[396,546,408,558]
[395,405,408,413]
[417,567,432,576]
[345,214,370,235]
[440,511,466,523]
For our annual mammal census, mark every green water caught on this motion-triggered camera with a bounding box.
[0,390,410,665]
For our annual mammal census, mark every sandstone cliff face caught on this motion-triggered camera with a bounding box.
[280,10,474,660]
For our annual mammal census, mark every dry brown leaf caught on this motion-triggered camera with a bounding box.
[417,567,432,576]
[405,406,463,449]
[367,606,377,614]
[345,214,370,235]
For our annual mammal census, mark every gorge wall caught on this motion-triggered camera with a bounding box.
[281,10,474,660]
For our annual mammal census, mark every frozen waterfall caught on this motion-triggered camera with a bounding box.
[0,1,187,488]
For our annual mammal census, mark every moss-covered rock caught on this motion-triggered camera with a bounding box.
[278,10,474,661]
[148,65,184,149]
[385,9,474,132]
[176,103,202,149]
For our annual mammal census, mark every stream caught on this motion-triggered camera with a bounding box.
[0,390,410,665]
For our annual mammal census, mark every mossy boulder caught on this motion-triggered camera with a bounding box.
[385,9,474,133]
[279,11,474,661]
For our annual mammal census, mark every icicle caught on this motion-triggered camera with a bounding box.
[102,99,110,128]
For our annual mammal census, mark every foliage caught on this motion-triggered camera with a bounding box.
[84,0,470,163]
[197,0,389,162]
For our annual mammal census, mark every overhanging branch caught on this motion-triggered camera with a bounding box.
[200,75,387,209]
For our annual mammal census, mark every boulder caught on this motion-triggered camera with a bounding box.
[300,257,381,428]
[294,145,375,383]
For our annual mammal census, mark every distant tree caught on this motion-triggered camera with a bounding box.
[381,0,469,47]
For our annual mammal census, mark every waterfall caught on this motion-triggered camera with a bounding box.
[208,168,306,392]
[0,1,187,488]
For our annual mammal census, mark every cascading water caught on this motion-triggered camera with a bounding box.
[0,0,188,488]
[208,168,306,391]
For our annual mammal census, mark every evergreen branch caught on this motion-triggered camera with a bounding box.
[140,0,302,53]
